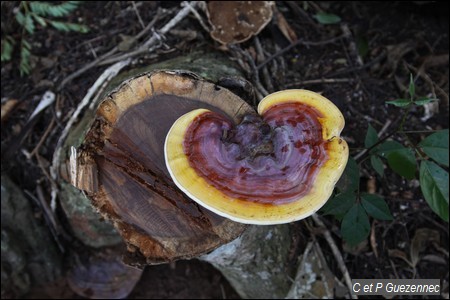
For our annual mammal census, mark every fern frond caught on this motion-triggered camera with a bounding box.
[20,39,32,76]
[49,20,89,33]
[29,2,52,16]
[15,10,35,34]
[32,14,47,27]
[30,1,81,18]
[1,37,15,62]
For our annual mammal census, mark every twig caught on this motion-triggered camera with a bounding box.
[327,50,387,78]
[183,1,210,32]
[284,1,318,28]
[353,119,392,161]
[25,187,65,252]
[312,214,357,299]
[50,59,132,211]
[389,258,400,279]
[285,241,315,298]
[99,1,197,66]
[230,44,268,99]
[274,44,287,89]
[341,23,363,67]
[30,118,55,157]
[254,36,274,92]
[348,104,384,127]
[312,242,335,298]
[58,12,160,90]
[132,1,146,29]
[256,35,346,71]
[399,129,442,134]
[1,91,55,162]
[286,77,353,87]
[407,61,449,105]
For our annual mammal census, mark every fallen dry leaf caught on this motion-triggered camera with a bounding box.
[1,99,19,123]
[274,7,297,43]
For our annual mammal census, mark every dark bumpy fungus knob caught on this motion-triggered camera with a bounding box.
[165,90,348,224]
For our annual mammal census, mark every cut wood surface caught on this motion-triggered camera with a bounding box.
[75,70,255,264]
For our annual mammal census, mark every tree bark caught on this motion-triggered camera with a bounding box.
[1,175,62,298]
[200,225,294,299]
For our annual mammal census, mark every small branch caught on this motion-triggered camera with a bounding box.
[353,119,392,161]
[312,214,357,299]
[286,77,353,87]
[29,118,55,157]
[399,129,442,134]
[230,44,268,99]
[25,187,65,252]
[99,1,197,66]
[132,1,146,29]
[183,1,210,32]
[327,50,387,78]
[341,23,363,67]
[254,36,274,92]
[256,35,346,71]
[58,15,158,90]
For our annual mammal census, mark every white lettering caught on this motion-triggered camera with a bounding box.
[375,282,383,292]
[386,283,393,292]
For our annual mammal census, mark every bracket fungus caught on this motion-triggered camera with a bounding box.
[165,89,349,224]
[206,1,274,45]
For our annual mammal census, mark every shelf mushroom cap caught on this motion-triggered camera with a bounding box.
[165,89,348,225]
[206,1,274,45]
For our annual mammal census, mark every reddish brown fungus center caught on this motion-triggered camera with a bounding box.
[183,102,329,205]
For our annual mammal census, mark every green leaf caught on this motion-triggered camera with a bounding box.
[419,129,449,167]
[336,157,359,193]
[31,1,81,17]
[409,73,415,99]
[18,12,36,34]
[15,11,27,26]
[341,204,370,246]
[1,37,14,62]
[420,161,449,221]
[371,155,384,177]
[313,12,341,25]
[365,124,378,148]
[64,22,89,33]
[377,140,404,155]
[361,193,393,220]
[16,10,36,34]
[386,149,417,179]
[19,39,32,76]
[414,97,438,106]
[49,20,89,33]
[29,2,52,15]
[378,141,416,179]
[321,192,356,216]
[356,36,369,58]
[32,14,47,27]
[49,20,70,31]
[385,98,412,107]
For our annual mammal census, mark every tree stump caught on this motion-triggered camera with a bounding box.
[70,68,255,263]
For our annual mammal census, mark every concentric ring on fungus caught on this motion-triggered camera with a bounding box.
[165,89,349,225]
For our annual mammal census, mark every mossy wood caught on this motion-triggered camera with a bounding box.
[74,70,254,263]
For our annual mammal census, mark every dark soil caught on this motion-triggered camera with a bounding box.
[1,1,448,299]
